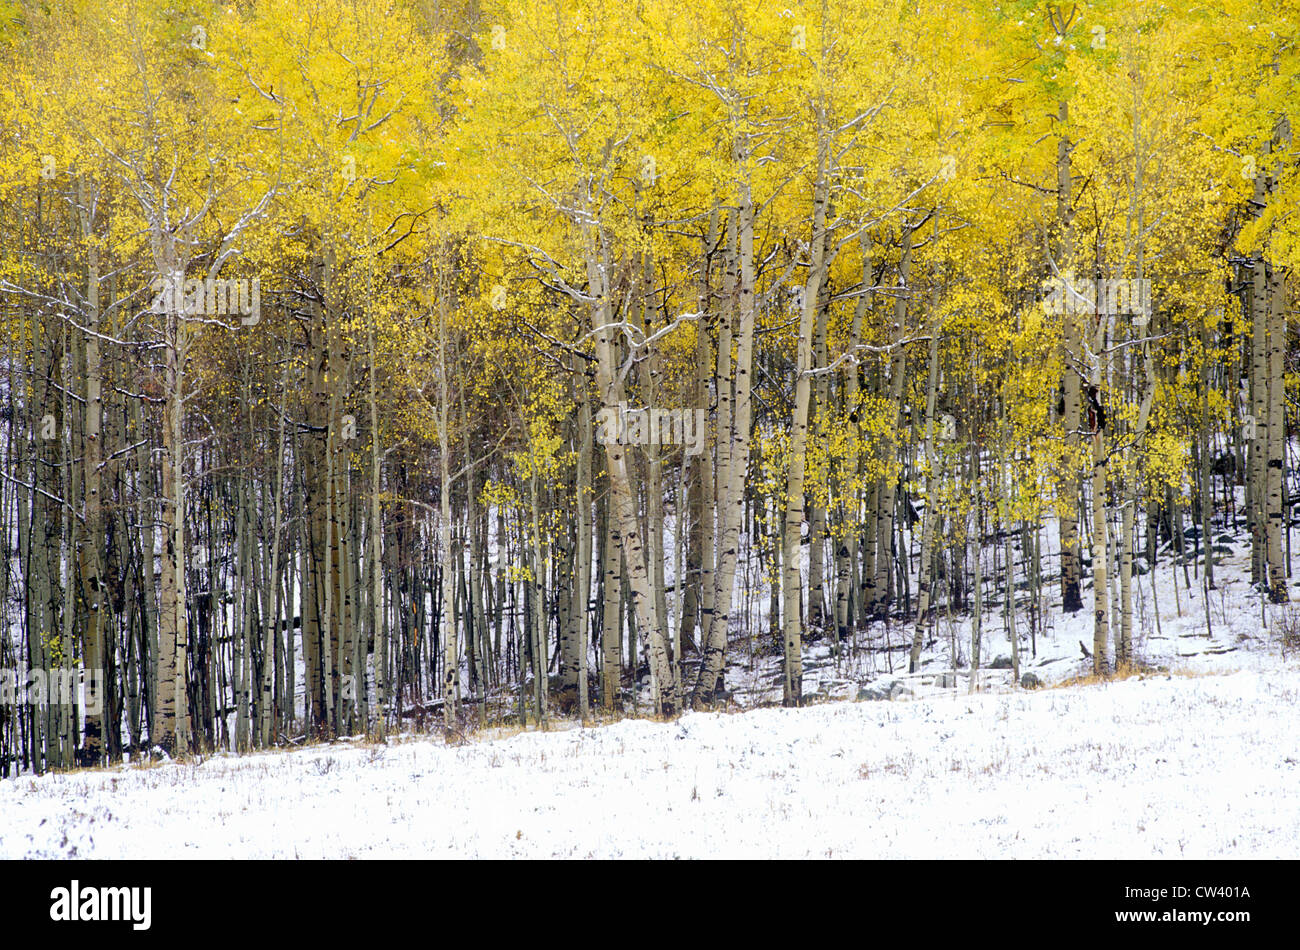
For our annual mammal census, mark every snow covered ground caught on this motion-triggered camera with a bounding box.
[3,661,1297,858]
[5,499,1298,858]
[656,513,1294,709]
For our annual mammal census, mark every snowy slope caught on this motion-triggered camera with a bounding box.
[699,513,1294,708]
[3,665,1297,858]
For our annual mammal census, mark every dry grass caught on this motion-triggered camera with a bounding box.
[1052,662,1169,690]
[26,704,698,779]
[1274,604,1300,657]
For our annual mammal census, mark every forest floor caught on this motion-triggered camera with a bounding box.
[5,520,1299,857]
[680,515,1297,708]
[4,660,1297,857]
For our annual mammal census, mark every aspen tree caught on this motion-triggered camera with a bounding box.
[908,285,943,674]
[780,139,831,708]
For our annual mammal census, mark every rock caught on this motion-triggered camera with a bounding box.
[1020,672,1042,689]
[989,655,1013,670]
[856,686,891,701]
[931,671,957,688]
[888,682,915,701]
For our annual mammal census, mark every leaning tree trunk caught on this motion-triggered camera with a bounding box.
[586,239,675,716]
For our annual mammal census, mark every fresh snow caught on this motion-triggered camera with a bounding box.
[6,493,1298,857]
[3,665,1297,858]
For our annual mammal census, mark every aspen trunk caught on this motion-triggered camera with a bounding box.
[154,251,190,754]
[693,202,745,703]
[1250,248,1269,586]
[969,480,983,694]
[600,493,622,712]
[79,242,106,765]
[908,299,941,674]
[588,268,674,715]
[575,391,593,721]
[260,353,288,747]
[693,173,758,706]
[1267,117,1292,601]
[780,143,831,707]
[582,231,675,714]
[439,271,458,732]
[839,235,873,645]
[806,271,831,635]
[682,212,719,663]
[874,227,912,619]
[1057,100,1084,615]
[1266,261,1287,602]
[1090,310,1111,673]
